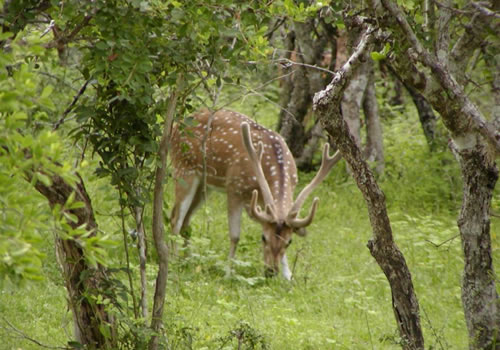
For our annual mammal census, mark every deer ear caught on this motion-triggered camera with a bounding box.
[294,227,308,236]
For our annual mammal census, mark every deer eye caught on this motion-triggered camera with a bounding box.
[286,239,292,247]
[261,234,267,243]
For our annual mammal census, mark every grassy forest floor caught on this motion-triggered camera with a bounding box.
[1,102,499,349]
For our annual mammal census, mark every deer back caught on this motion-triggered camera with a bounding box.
[170,109,298,216]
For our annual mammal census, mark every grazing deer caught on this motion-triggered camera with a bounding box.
[170,109,340,279]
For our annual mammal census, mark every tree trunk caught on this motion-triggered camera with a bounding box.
[385,63,438,150]
[340,33,369,148]
[389,78,404,106]
[453,142,499,349]
[406,86,437,149]
[278,16,336,169]
[149,76,183,350]
[295,121,324,171]
[134,206,148,319]
[368,1,500,347]
[313,24,425,350]
[278,28,309,158]
[363,60,385,175]
[34,173,115,349]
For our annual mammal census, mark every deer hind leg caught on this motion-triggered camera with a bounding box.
[171,175,203,255]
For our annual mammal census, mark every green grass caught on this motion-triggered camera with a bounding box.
[1,108,499,349]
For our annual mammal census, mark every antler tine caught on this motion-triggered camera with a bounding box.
[288,144,341,219]
[250,190,277,223]
[241,122,276,214]
[288,197,319,228]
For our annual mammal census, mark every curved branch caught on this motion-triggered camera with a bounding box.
[379,0,500,154]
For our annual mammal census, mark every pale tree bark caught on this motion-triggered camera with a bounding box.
[33,172,116,349]
[363,60,385,174]
[313,22,424,350]
[341,27,370,148]
[339,24,384,174]
[369,0,500,348]
[278,16,336,170]
[149,76,183,350]
[452,141,499,350]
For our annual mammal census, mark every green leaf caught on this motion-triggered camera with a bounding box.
[40,85,54,99]
[36,172,52,187]
[370,51,386,61]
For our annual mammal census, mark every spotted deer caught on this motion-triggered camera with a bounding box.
[170,109,340,279]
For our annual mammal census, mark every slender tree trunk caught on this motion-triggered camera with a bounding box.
[313,24,424,350]
[406,86,437,149]
[149,76,183,350]
[134,206,148,319]
[278,17,336,169]
[295,121,324,171]
[278,28,309,158]
[363,61,384,175]
[34,173,115,349]
[389,78,404,106]
[385,63,438,149]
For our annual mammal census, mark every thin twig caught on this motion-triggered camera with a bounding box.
[265,17,286,39]
[0,317,67,349]
[421,306,449,350]
[470,2,500,18]
[425,234,459,248]
[53,78,93,130]
[433,0,472,15]
[45,15,94,49]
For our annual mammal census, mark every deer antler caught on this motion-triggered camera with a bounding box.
[241,122,277,223]
[287,197,319,229]
[249,190,277,223]
[286,144,341,227]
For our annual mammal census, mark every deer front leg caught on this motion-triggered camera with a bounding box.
[226,194,244,276]
[281,254,292,281]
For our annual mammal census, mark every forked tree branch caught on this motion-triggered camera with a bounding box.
[45,15,93,49]
[379,0,500,154]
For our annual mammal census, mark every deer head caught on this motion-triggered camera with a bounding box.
[240,122,340,277]
[170,110,340,279]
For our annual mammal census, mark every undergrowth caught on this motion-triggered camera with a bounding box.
[1,104,498,349]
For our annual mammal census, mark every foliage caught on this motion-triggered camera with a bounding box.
[0,30,67,284]
[0,0,498,349]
